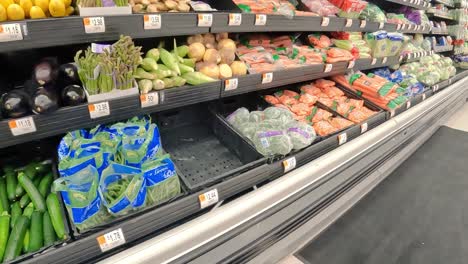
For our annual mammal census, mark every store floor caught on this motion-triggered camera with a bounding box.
[287,108,468,264]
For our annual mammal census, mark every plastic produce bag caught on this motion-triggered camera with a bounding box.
[365,31,388,58]
[359,3,386,22]
[238,122,258,140]
[141,155,181,206]
[301,0,340,16]
[53,165,111,231]
[264,107,294,123]
[99,162,146,216]
[226,107,250,129]
[285,121,316,150]
[252,129,293,156]
[121,124,162,167]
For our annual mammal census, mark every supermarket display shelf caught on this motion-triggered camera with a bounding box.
[433,0,455,7]
[402,50,436,62]
[453,47,468,54]
[428,11,456,20]
[0,15,432,53]
[434,44,454,52]
[429,30,450,35]
[385,0,431,10]
[18,68,468,264]
[0,57,400,149]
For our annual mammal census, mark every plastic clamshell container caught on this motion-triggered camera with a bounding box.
[85,84,139,103]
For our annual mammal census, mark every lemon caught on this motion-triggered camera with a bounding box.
[6,3,24,20]
[48,0,63,17]
[33,0,47,13]
[0,0,13,9]
[29,5,44,18]
[13,0,19,4]
[65,5,72,15]
[19,0,32,17]
[61,0,70,7]
[0,5,6,21]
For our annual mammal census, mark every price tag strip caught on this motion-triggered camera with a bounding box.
[390,109,396,118]
[144,14,161,30]
[282,156,297,173]
[406,100,411,109]
[88,102,110,119]
[360,20,366,28]
[338,133,347,145]
[347,60,355,69]
[382,57,388,64]
[422,93,426,101]
[97,228,126,252]
[0,23,23,42]
[224,78,238,91]
[140,92,159,108]
[262,72,273,84]
[361,122,368,134]
[83,17,105,34]
[345,19,353,28]
[255,14,267,26]
[324,64,333,73]
[371,58,377,65]
[228,13,242,26]
[378,22,384,29]
[321,17,330,27]
[199,189,219,209]
[9,117,36,136]
[198,14,213,27]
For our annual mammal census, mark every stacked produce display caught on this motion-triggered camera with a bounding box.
[0,0,466,263]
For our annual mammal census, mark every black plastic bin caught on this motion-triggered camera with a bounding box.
[154,104,266,191]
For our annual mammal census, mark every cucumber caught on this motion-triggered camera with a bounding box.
[10,202,21,229]
[18,173,46,212]
[28,211,43,252]
[6,172,17,201]
[3,216,29,262]
[38,173,53,197]
[43,212,56,247]
[46,193,66,240]
[23,203,34,219]
[22,230,29,253]
[0,212,10,262]
[24,163,38,180]
[0,178,8,213]
[19,194,30,209]
[15,172,26,198]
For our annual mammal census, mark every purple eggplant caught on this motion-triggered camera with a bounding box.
[32,58,59,85]
[32,85,58,114]
[61,85,86,106]
[57,63,81,88]
[1,89,31,118]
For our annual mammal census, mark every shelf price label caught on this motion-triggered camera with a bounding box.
[359,20,366,28]
[83,17,105,34]
[9,117,36,136]
[255,14,267,26]
[432,84,439,92]
[321,17,330,27]
[88,102,110,119]
[378,22,384,29]
[382,57,388,64]
[390,109,396,118]
[197,14,212,27]
[406,100,411,109]
[324,64,333,73]
[262,72,273,84]
[422,93,426,101]
[360,123,368,134]
[407,53,412,59]
[347,60,355,69]
[371,58,377,65]
[143,14,161,30]
[282,156,296,173]
[199,189,219,209]
[140,93,159,108]
[97,228,126,252]
[345,19,353,28]
[228,13,242,26]
[401,24,407,30]
[0,23,23,42]
[338,133,347,145]
[224,78,238,91]
[397,24,402,30]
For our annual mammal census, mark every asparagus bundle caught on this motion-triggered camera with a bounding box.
[78,0,128,7]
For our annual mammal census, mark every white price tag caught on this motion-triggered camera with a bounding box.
[0,23,23,42]
[417,25,421,31]
[140,93,159,108]
[144,14,161,30]
[321,17,330,27]
[360,122,368,133]
[9,117,36,136]
[397,24,402,30]
[324,64,333,73]
[228,13,242,26]
[345,19,353,27]
[88,102,110,119]
[83,17,105,34]
[199,189,219,209]
[382,57,388,64]
[432,84,439,92]
[390,110,396,118]
[262,72,273,84]
[379,22,384,29]
[360,20,366,28]
[422,25,426,31]
[401,24,407,30]
[255,14,267,26]
[224,78,238,91]
[399,55,404,62]
[91,43,111,53]
[282,156,297,173]
[448,78,452,85]
[338,133,347,145]
[97,228,125,252]
[347,60,355,69]
[406,100,411,109]
[371,58,377,65]
[422,93,426,101]
[198,14,213,27]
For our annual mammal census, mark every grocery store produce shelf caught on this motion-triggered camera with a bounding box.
[428,11,455,20]
[434,44,454,52]
[402,50,436,63]
[0,14,432,53]
[386,0,431,10]
[0,57,401,149]
[96,74,468,264]
[434,0,455,7]
[429,30,450,35]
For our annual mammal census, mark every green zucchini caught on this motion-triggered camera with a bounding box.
[43,212,56,247]
[15,172,26,198]
[22,203,34,219]
[10,202,21,229]
[28,211,43,252]
[46,193,66,240]
[18,173,46,212]
[0,178,8,213]
[38,173,53,197]
[22,230,29,253]
[3,216,29,262]
[0,212,10,262]
[6,172,17,201]
[19,194,30,209]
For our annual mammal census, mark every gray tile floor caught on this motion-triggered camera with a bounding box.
[445,103,468,132]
